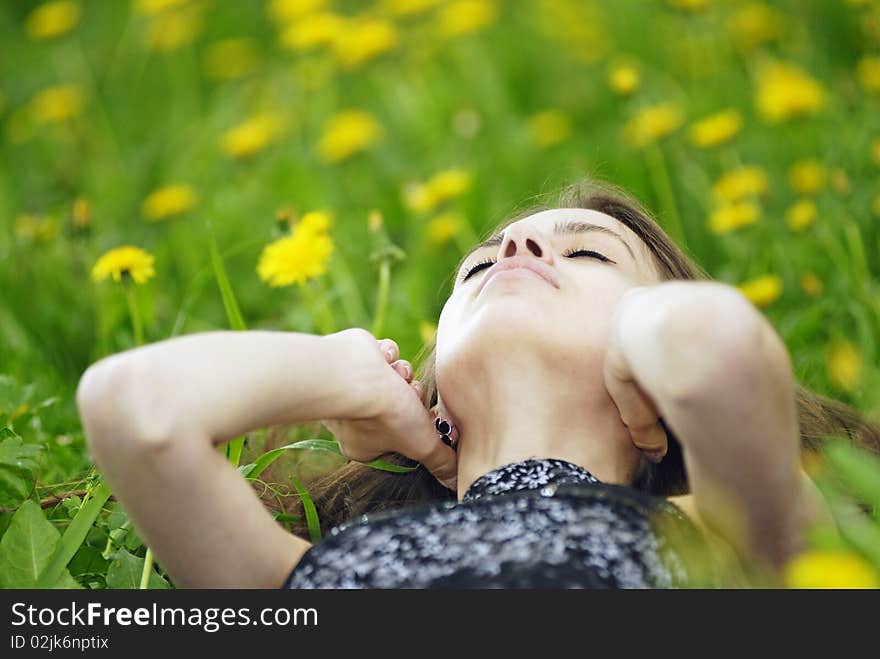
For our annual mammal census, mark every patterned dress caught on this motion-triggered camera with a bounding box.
[281,458,711,589]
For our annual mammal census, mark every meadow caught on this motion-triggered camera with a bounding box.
[1,0,879,589]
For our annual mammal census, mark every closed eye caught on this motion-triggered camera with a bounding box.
[459,248,612,282]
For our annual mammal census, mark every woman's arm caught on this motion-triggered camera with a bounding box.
[76,329,380,588]
[609,282,826,574]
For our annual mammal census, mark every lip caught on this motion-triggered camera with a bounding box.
[477,257,559,296]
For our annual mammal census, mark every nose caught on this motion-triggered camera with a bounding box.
[496,223,554,264]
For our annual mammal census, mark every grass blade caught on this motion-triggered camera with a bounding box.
[241,438,418,480]
[289,473,321,543]
[36,480,112,589]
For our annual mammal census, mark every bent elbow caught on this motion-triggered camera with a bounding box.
[76,355,175,457]
[654,287,772,405]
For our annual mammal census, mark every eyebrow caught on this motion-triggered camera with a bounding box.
[460,219,636,265]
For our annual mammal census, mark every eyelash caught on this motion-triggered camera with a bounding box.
[459,248,611,282]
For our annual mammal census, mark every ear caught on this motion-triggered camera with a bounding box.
[430,393,460,447]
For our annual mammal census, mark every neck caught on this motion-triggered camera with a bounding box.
[444,354,641,501]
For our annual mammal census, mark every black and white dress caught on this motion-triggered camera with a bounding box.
[281,458,712,589]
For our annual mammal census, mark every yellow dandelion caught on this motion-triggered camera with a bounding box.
[831,168,851,196]
[145,6,202,52]
[14,213,59,242]
[267,0,327,24]
[623,103,683,149]
[608,63,640,96]
[727,2,783,52]
[800,272,823,297]
[280,12,349,51]
[785,550,878,589]
[256,221,334,287]
[687,109,743,148]
[707,201,760,234]
[426,212,463,247]
[527,110,572,149]
[220,113,286,159]
[427,169,471,202]
[31,84,85,124]
[666,0,711,11]
[419,319,437,344]
[72,197,92,230]
[332,17,399,69]
[871,137,880,167]
[827,339,863,392]
[141,184,198,221]
[857,56,880,94]
[712,165,769,203]
[91,246,156,285]
[737,274,782,308]
[381,0,442,17]
[134,0,190,15]
[437,0,498,38]
[403,169,472,214]
[315,110,383,163]
[403,182,433,214]
[785,199,817,232]
[787,159,826,195]
[297,209,333,234]
[26,1,80,40]
[755,62,826,123]
[202,38,259,81]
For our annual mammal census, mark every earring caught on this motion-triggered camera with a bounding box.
[435,416,457,452]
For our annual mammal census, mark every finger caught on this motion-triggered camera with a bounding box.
[377,338,399,362]
[391,359,413,382]
[604,373,661,442]
[412,436,458,492]
[630,421,668,462]
[411,380,426,406]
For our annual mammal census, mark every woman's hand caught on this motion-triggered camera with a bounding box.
[603,286,671,463]
[321,328,458,491]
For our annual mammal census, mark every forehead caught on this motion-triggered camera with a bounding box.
[462,208,657,277]
[511,208,634,239]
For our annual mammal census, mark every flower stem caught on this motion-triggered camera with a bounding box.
[301,278,336,335]
[371,259,391,338]
[139,548,154,589]
[124,284,144,346]
[124,282,153,588]
[645,143,688,251]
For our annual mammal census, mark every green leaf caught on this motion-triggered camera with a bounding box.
[36,480,112,588]
[0,500,78,588]
[290,474,321,543]
[824,441,880,516]
[124,526,143,552]
[105,548,170,589]
[242,438,417,480]
[68,546,109,578]
[0,430,42,507]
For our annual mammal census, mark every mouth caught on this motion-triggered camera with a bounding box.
[477,259,559,297]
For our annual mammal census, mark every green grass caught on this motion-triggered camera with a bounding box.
[1,0,879,588]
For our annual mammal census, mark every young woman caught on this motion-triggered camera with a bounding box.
[76,179,880,588]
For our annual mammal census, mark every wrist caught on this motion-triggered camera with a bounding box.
[319,328,388,421]
[618,281,763,403]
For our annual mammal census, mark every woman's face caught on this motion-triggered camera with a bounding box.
[435,207,663,418]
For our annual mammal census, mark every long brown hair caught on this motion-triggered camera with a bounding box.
[273,177,880,540]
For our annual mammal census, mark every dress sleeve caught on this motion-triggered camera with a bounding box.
[278,543,318,589]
